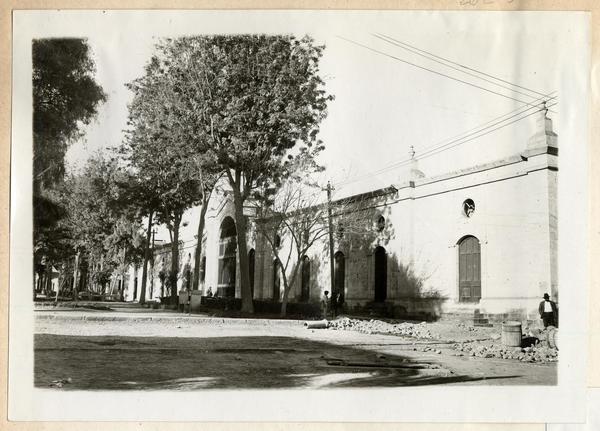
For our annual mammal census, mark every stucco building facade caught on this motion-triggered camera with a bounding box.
[127,108,558,320]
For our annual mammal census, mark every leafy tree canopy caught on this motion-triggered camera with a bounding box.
[33,38,107,188]
[146,34,332,200]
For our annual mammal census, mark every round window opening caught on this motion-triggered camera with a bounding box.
[336,223,345,239]
[462,199,475,217]
[376,216,386,232]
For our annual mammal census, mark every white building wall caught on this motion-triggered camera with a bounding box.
[127,113,558,319]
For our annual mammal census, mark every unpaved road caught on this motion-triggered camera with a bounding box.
[35,310,556,389]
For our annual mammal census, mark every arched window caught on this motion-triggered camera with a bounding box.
[334,251,345,302]
[272,259,281,300]
[301,255,310,302]
[218,217,237,298]
[458,235,481,302]
[374,246,387,302]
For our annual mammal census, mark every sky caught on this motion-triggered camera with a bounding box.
[14,9,589,242]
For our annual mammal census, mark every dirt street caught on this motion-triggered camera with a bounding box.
[34,309,556,389]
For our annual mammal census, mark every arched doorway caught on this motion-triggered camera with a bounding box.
[272,259,281,301]
[374,246,387,302]
[248,249,255,298]
[334,251,345,302]
[300,255,310,302]
[218,217,237,298]
[458,235,481,302]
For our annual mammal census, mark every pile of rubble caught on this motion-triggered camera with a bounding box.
[456,322,478,332]
[452,342,558,363]
[328,317,437,339]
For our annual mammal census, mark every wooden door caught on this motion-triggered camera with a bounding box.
[334,252,345,302]
[459,236,481,302]
[301,256,310,301]
[374,246,387,302]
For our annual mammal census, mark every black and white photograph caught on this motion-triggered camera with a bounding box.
[8,9,589,423]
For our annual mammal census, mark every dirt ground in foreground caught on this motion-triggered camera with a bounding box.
[34,312,556,389]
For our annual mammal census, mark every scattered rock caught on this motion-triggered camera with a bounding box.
[50,377,72,388]
[327,317,438,339]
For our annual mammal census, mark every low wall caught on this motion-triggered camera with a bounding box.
[196,296,322,317]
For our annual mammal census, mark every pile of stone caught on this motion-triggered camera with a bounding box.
[456,322,478,332]
[328,317,436,339]
[452,342,558,363]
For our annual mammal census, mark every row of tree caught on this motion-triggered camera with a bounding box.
[32,38,113,300]
[33,35,337,314]
[120,35,334,313]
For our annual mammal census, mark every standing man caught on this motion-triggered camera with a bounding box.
[321,291,330,320]
[539,293,558,328]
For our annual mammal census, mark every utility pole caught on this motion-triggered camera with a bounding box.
[325,181,336,298]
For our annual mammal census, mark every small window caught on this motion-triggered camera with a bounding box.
[462,199,475,218]
[376,216,385,232]
[274,234,281,248]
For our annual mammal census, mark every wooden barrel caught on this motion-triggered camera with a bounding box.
[501,321,522,347]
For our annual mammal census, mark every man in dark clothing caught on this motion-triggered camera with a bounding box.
[321,291,330,320]
[539,293,558,328]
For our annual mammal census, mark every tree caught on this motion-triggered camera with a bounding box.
[256,159,395,317]
[103,216,145,298]
[255,180,329,316]
[33,38,106,188]
[32,38,106,298]
[124,55,204,304]
[59,153,146,299]
[150,35,333,313]
[190,160,221,292]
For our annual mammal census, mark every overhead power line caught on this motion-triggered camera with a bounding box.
[337,35,545,109]
[416,101,557,160]
[373,32,548,99]
[334,98,556,187]
[334,101,557,188]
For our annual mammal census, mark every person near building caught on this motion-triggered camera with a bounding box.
[321,291,330,320]
[538,293,558,328]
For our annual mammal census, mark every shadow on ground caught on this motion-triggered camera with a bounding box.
[35,334,521,390]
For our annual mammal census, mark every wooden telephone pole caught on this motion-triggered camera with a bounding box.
[325,181,335,297]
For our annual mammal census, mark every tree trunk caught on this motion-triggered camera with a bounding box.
[44,260,53,296]
[232,191,253,314]
[139,211,153,305]
[280,263,300,317]
[120,248,127,302]
[192,200,209,292]
[55,269,63,304]
[280,284,289,316]
[133,264,139,299]
[73,252,80,303]
[88,255,94,293]
[170,213,181,303]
